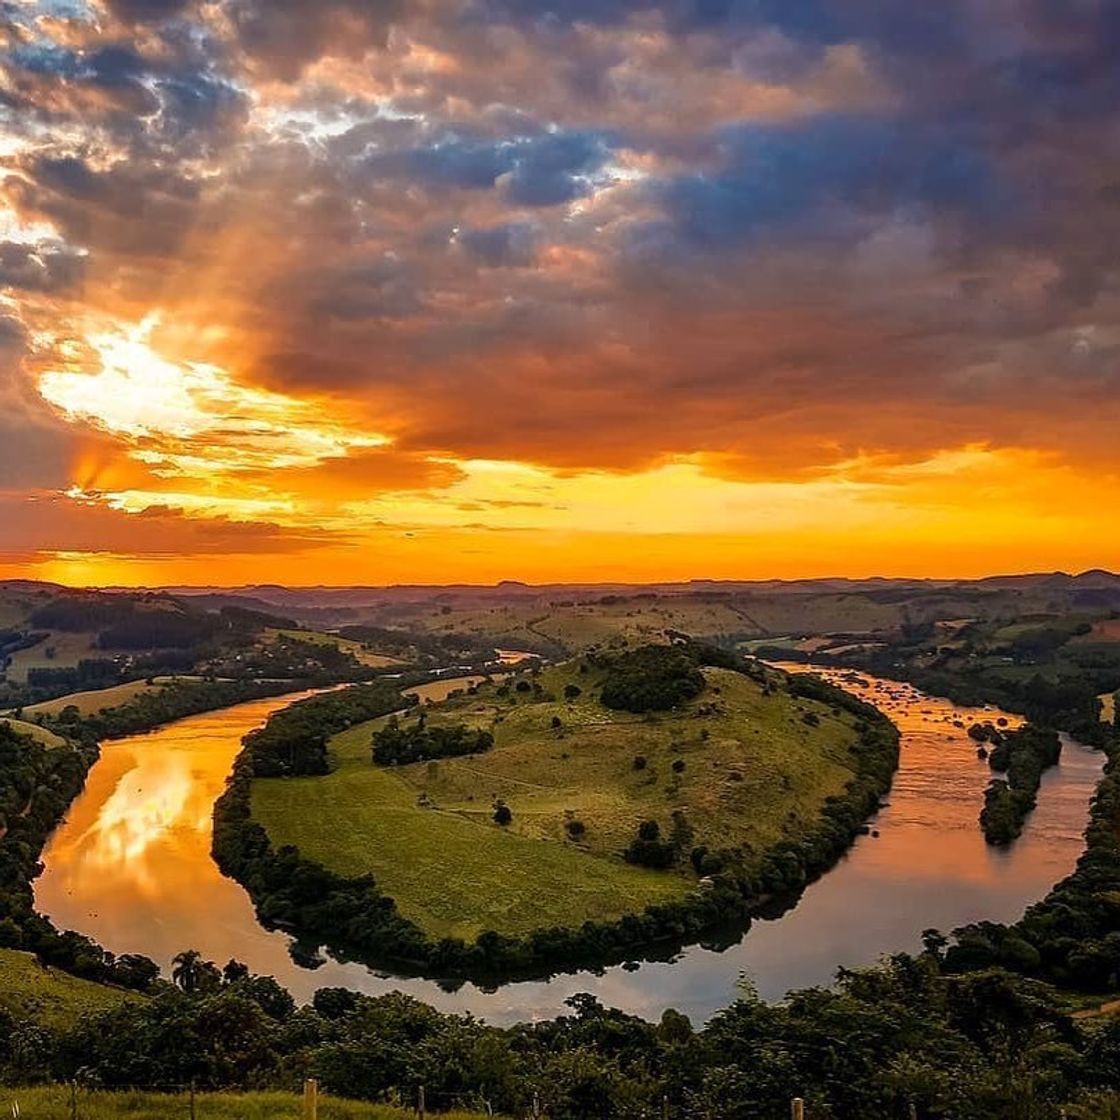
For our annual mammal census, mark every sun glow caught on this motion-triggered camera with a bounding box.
[37,317,387,476]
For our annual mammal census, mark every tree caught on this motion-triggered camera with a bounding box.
[172,949,204,993]
[493,801,512,826]
[171,949,221,994]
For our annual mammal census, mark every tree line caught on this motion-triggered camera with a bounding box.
[5,950,1120,1119]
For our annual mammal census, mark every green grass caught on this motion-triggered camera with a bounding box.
[252,661,862,941]
[0,950,140,1029]
[20,679,164,718]
[0,718,67,748]
[0,1087,492,1120]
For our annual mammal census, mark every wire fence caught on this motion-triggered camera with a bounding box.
[0,1082,823,1120]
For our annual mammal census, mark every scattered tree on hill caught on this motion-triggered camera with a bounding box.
[624,819,676,869]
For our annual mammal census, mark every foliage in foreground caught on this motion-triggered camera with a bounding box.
[4,957,1120,1119]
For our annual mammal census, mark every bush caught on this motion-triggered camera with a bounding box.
[624,820,676,869]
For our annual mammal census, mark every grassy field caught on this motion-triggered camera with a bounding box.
[20,679,164,718]
[0,717,67,747]
[0,950,139,1028]
[251,660,862,941]
[0,1087,491,1120]
[4,630,102,684]
[399,592,973,656]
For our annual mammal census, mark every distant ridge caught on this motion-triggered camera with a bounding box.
[4,570,1118,600]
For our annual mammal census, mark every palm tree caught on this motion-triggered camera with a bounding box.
[171,949,203,993]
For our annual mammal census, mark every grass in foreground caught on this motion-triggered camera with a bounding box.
[0,950,139,1029]
[0,1087,491,1120]
[251,661,862,941]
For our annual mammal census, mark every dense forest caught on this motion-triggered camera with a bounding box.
[593,645,707,713]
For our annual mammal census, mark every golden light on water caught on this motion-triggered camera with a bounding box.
[80,755,195,871]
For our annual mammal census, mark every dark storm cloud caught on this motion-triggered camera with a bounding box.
[365,129,613,207]
[0,241,85,293]
[102,0,194,23]
[224,0,404,80]
[649,115,1006,251]
[459,222,537,268]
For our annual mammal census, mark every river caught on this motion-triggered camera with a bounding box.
[34,668,1104,1025]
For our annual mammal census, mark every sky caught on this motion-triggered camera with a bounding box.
[0,0,1118,586]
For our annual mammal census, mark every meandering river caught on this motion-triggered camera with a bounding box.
[34,669,1104,1025]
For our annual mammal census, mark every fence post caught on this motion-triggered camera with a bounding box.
[189,1081,197,1120]
[791,1098,805,1120]
[532,1091,540,1120]
[418,1084,426,1120]
[304,1078,319,1120]
[662,1095,669,1120]
[69,1081,77,1120]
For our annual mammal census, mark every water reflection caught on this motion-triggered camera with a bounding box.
[35,671,1104,1026]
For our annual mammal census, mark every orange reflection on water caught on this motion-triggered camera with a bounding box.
[35,692,319,965]
[81,753,194,880]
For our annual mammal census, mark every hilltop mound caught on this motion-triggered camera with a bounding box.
[225,644,898,977]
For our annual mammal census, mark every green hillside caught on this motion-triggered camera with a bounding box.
[0,949,140,1029]
[251,652,865,941]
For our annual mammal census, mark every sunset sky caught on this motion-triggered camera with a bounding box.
[1,0,1118,586]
